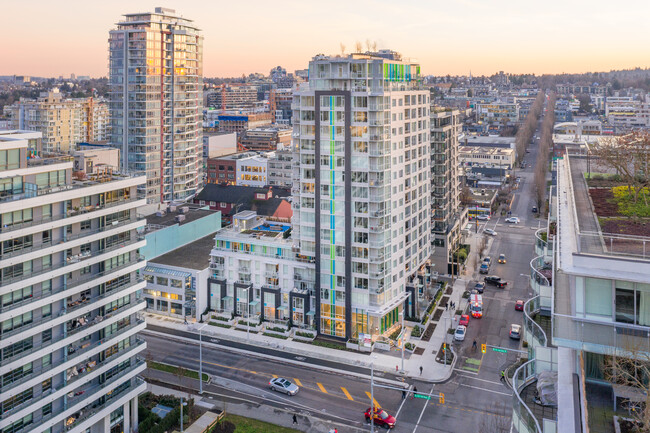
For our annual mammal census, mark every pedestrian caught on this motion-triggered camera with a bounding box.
[500,370,506,382]
[411,385,418,399]
[396,365,399,372]
[402,389,407,400]
[472,340,477,351]
[445,302,448,310]
[293,414,298,425]
[419,366,423,375]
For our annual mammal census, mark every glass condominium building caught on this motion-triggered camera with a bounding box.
[0,131,147,433]
[291,51,431,340]
[109,7,203,204]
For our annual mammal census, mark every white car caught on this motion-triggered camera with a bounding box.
[477,214,490,221]
[454,325,467,341]
[505,217,520,224]
[484,229,497,236]
[269,378,300,396]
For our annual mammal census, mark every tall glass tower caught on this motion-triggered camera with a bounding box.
[292,51,431,340]
[109,7,203,204]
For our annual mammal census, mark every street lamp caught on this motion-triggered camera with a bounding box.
[369,355,378,433]
[197,323,208,394]
[180,397,188,432]
[399,292,412,373]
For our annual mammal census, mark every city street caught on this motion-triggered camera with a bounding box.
[142,120,546,432]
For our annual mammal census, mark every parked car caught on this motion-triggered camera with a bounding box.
[477,214,490,221]
[515,300,524,311]
[454,325,467,341]
[532,206,538,213]
[505,217,520,224]
[365,407,396,429]
[459,314,470,326]
[509,324,522,340]
[483,256,491,265]
[479,262,489,274]
[484,275,507,288]
[484,229,497,236]
[498,254,506,264]
[269,378,299,396]
[473,282,485,293]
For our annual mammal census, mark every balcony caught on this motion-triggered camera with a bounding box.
[511,359,557,433]
[529,255,552,310]
[0,235,145,288]
[1,318,145,369]
[577,231,650,260]
[0,255,144,315]
[0,216,141,262]
[523,296,549,352]
[0,197,143,235]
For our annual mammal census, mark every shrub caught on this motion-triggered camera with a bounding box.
[410,326,423,338]
[212,315,230,322]
[295,331,315,338]
[263,332,288,340]
[405,342,415,351]
[209,321,231,329]
[265,326,287,333]
[311,340,347,351]
[388,325,402,341]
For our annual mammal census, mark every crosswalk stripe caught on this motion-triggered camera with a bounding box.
[317,382,327,393]
[293,378,302,387]
[341,387,354,400]
[365,391,381,408]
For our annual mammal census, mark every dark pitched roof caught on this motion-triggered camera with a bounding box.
[247,197,286,217]
[195,184,265,205]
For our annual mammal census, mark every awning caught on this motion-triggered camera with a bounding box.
[249,300,260,306]
[278,305,289,312]
[221,296,233,301]
[305,311,316,316]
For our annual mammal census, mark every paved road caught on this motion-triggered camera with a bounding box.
[143,333,406,430]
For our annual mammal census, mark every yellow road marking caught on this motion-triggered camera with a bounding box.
[293,378,303,387]
[341,387,354,400]
[272,374,278,378]
[317,382,327,393]
[365,392,380,408]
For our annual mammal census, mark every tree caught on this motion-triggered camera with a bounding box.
[460,186,473,206]
[577,94,593,113]
[601,347,650,429]
[593,131,650,205]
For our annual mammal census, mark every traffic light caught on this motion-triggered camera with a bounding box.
[442,343,446,352]
[481,344,486,353]
[439,393,445,404]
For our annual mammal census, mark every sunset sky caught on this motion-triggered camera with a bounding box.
[2,0,649,78]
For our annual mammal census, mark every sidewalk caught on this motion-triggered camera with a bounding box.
[145,275,469,384]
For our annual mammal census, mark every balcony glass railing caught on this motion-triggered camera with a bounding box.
[0,217,140,261]
[512,360,544,433]
[0,255,144,314]
[523,296,548,351]
[0,236,144,287]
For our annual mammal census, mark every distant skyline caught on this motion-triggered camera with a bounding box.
[2,0,649,79]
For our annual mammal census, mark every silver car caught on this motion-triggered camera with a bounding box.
[269,377,299,396]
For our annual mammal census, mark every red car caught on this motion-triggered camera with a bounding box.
[459,314,470,326]
[364,407,396,429]
[515,300,524,311]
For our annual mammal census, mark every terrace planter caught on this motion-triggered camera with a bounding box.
[211,315,235,326]
[374,341,391,352]
[263,326,290,338]
[235,321,262,333]
[404,319,421,328]
[292,329,316,342]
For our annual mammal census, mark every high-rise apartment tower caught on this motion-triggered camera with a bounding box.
[109,7,203,204]
[0,130,147,433]
[291,52,431,339]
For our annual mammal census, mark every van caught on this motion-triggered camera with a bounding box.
[469,294,483,318]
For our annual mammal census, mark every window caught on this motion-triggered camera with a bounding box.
[42,230,51,243]
[1,312,33,335]
[2,363,32,387]
[144,274,153,283]
[1,286,32,308]
[156,277,168,286]
[81,220,91,230]
[42,305,51,318]
[43,403,52,416]
[41,378,51,393]
[2,337,33,361]
[2,388,33,413]
[1,208,33,227]
[171,279,182,289]
[42,329,52,342]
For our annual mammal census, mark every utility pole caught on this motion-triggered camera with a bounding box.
[370,362,375,432]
